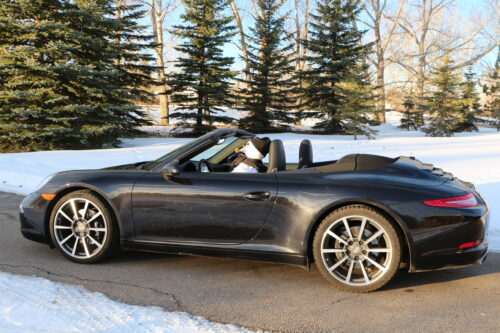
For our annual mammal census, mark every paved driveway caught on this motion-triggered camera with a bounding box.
[1,192,499,332]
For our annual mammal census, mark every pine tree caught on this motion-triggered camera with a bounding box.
[237,0,296,133]
[169,0,236,135]
[455,69,480,132]
[300,0,374,134]
[340,65,378,139]
[483,50,499,131]
[420,56,463,137]
[398,95,418,131]
[413,106,425,128]
[0,0,154,152]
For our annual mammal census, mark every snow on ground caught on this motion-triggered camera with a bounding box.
[0,272,254,333]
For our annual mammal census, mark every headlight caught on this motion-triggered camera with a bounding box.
[35,174,55,192]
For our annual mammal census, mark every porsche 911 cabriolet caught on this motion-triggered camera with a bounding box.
[19,128,490,292]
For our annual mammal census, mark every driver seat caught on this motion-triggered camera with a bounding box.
[267,140,286,172]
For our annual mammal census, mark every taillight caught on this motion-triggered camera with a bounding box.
[423,193,477,208]
[459,240,480,249]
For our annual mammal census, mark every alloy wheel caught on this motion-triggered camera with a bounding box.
[320,215,394,286]
[53,198,108,259]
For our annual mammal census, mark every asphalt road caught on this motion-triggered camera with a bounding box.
[1,192,499,333]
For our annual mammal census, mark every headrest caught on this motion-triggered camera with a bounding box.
[298,139,313,169]
[267,140,286,172]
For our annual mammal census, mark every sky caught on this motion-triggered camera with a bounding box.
[138,0,498,75]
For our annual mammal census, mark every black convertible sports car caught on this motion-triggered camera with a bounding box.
[19,129,489,292]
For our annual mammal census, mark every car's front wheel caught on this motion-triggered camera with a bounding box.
[49,190,118,263]
[313,205,401,292]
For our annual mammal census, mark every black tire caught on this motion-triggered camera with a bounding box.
[49,190,119,264]
[313,205,401,292]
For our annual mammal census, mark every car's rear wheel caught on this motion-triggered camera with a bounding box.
[313,205,401,292]
[49,190,118,263]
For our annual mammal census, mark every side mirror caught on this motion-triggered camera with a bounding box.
[161,160,180,177]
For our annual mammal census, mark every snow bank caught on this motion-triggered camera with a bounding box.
[0,272,253,333]
[0,117,498,250]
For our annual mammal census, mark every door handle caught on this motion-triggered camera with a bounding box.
[243,191,271,201]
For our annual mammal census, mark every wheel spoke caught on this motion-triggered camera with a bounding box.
[321,248,346,254]
[366,256,387,272]
[87,212,102,223]
[326,230,348,246]
[345,260,354,282]
[81,200,89,219]
[59,233,73,245]
[369,248,392,253]
[342,218,353,240]
[82,239,90,258]
[88,235,102,249]
[70,199,78,220]
[72,238,78,255]
[59,210,74,223]
[365,230,384,244]
[359,259,370,283]
[55,225,72,230]
[358,217,367,239]
[328,255,348,272]
[89,227,106,232]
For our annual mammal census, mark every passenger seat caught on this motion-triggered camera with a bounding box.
[298,139,313,169]
[267,140,286,172]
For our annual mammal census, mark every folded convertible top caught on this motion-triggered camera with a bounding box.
[316,154,397,173]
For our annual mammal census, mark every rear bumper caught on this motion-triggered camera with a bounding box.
[413,242,489,272]
[392,197,489,272]
[19,192,50,244]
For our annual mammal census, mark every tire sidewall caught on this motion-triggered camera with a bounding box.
[313,205,402,292]
[49,191,116,264]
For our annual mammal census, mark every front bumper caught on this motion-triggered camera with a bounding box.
[19,192,51,244]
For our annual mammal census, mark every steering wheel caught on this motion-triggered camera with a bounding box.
[198,159,212,173]
[227,152,242,163]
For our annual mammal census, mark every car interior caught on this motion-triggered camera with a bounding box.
[165,132,397,174]
[174,134,344,174]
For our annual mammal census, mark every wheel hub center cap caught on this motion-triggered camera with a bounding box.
[347,241,366,258]
[74,221,88,235]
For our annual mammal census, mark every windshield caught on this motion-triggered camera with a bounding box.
[142,137,200,170]
[190,137,239,162]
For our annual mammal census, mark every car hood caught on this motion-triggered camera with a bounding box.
[101,161,148,170]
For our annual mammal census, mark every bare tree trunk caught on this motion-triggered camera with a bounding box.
[416,52,426,99]
[294,0,301,71]
[372,16,385,123]
[293,0,309,125]
[150,1,170,126]
[376,54,386,122]
[360,0,405,123]
[229,0,249,81]
[144,0,180,126]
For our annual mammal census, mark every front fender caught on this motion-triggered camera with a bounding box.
[38,170,147,241]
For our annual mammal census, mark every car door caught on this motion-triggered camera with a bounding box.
[131,171,277,244]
